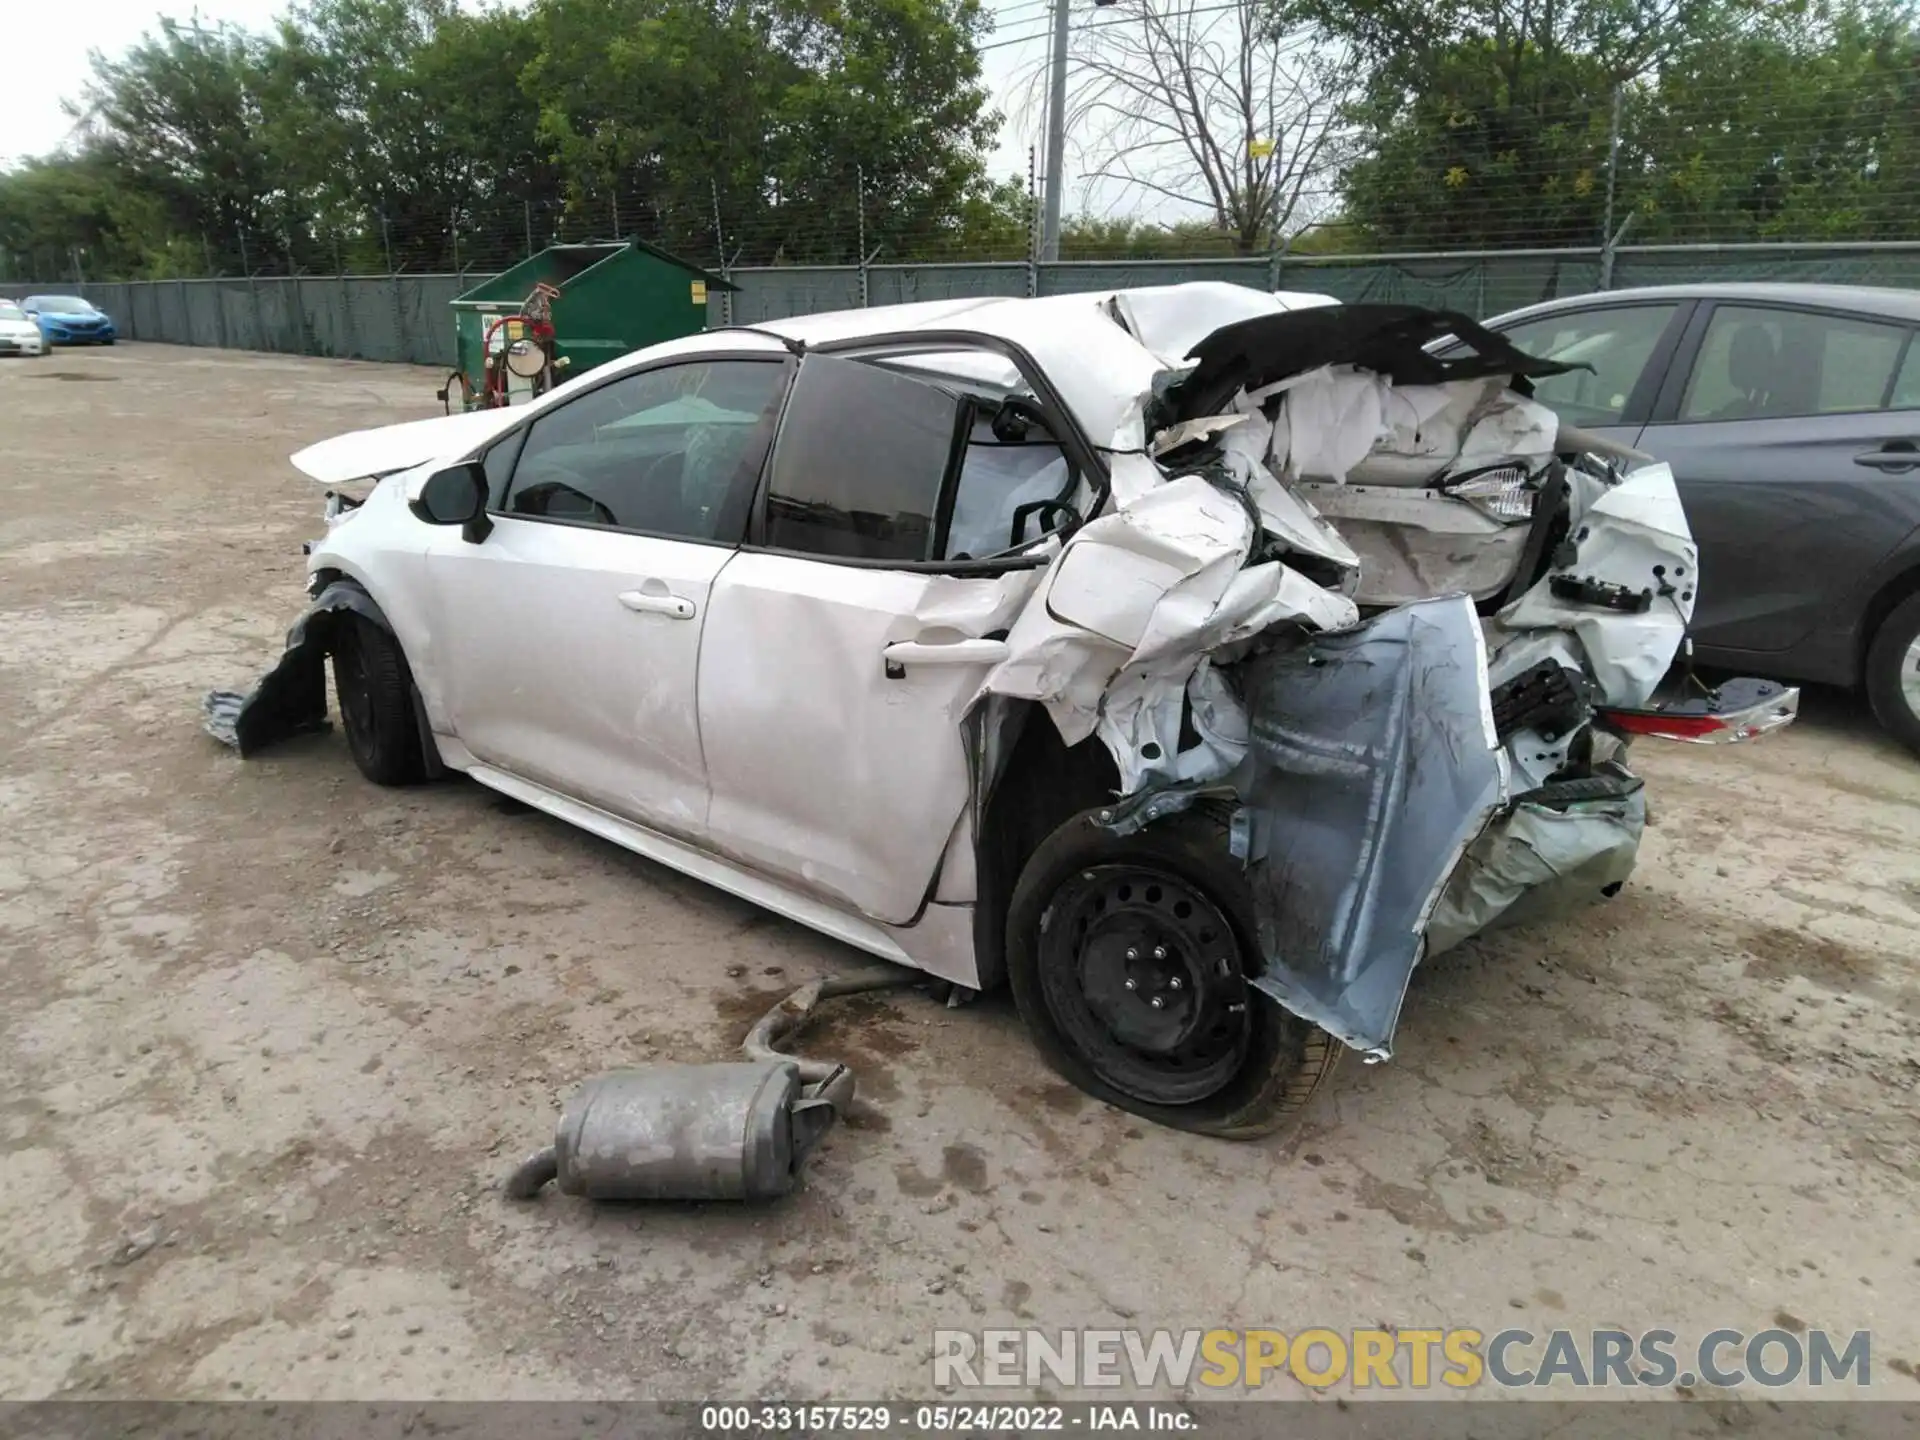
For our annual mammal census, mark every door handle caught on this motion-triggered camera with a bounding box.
[1854,443,1920,473]
[618,588,696,620]
[882,638,1010,676]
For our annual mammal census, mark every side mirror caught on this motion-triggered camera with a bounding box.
[411,461,492,543]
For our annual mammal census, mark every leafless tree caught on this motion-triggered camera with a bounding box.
[1041,0,1354,251]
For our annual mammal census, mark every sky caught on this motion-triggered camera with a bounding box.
[2,0,290,163]
[0,0,1118,212]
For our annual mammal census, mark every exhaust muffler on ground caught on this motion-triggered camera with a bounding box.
[503,966,914,1204]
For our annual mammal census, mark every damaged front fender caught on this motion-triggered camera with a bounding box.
[202,580,393,756]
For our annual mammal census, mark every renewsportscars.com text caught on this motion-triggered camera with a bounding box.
[932,1327,1875,1390]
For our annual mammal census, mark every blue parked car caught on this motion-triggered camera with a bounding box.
[22,294,117,345]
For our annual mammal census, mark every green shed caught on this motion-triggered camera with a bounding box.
[449,240,735,391]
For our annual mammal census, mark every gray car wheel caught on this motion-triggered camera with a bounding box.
[1865,591,1920,757]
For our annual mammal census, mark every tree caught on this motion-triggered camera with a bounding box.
[9,0,1008,276]
[1289,0,1920,249]
[1045,0,1354,253]
[1630,1,1920,241]
[72,17,287,273]
[525,0,1001,265]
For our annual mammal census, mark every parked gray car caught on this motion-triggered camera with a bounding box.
[1468,283,1920,753]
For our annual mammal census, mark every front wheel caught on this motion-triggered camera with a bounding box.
[333,613,426,786]
[1005,808,1340,1140]
[1865,591,1920,757]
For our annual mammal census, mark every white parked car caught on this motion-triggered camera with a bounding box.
[0,299,47,356]
[207,283,1797,1137]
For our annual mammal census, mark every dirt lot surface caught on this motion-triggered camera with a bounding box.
[1,344,1917,1403]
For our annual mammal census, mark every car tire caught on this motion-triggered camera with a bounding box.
[333,613,426,786]
[1005,807,1340,1140]
[1865,591,1920,757]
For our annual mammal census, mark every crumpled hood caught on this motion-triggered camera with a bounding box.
[290,407,527,485]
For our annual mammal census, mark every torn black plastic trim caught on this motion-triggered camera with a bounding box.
[202,580,394,757]
[1168,303,1588,424]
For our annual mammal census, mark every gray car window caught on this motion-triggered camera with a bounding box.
[503,360,784,540]
[1498,304,1679,426]
[1886,339,1920,411]
[1681,306,1910,421]
[762,356,963,562]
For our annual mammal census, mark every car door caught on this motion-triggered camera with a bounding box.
[422,352,790,843]
[1636,302,1920,657]
[698,346,1084,925]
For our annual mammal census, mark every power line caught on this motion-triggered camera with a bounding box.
[977,1,1250,54]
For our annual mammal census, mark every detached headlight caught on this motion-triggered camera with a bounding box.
[1439,462,1538,524]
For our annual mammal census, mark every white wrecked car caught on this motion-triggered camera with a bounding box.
[206,284,1798,1138]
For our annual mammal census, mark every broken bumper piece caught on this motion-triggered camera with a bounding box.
[1424,773,1646,960]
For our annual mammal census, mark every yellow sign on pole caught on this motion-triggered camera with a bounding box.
[1249,138,1275,158]
[691,280,709,305]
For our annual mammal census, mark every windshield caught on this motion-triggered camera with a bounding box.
[0,301,25,321]
[29,295,94,312]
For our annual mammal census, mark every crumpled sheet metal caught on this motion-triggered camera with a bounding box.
[980,474,1358,792]
[1229,594,1508,1058]
[1262,367,1561,488]
[1495,462,1697,708]
[1424,790,1647,959]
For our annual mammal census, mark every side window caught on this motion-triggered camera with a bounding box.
[1891,339,1920,411]
[502,359,785,540]
[1500,304,1679,426]
[945,411,1073,560]
[1681,306,1910,422]
[762,356,964,561]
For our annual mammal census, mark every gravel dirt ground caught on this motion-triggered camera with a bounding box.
[1,343,1917,1404]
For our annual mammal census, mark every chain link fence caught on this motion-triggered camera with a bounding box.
[9,244,1920,368]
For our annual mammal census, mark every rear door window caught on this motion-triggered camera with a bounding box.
[1498,304,1682,425]
[761,352,1080,564]
[761,355,962,561]
[1891,340,1920,411]
[1680,305,1913,421]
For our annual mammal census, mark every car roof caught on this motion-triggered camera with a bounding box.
[1487,282,1920,327]
[682,282,1339,448]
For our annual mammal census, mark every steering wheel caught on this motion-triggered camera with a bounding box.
[511,465,616,527]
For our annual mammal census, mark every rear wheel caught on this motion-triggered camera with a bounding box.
[333,614,426,786]
[1005,808,1340,1139]
[1865,591,1920,757]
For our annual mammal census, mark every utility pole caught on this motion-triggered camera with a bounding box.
[1039,0,1071,262]
[711,178,730,326]
[1600,83,1624,290]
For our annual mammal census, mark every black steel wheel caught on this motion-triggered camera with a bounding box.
[1006,807,1340,1139]
[1035,863,1253,1106]
[332,613,426,786]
